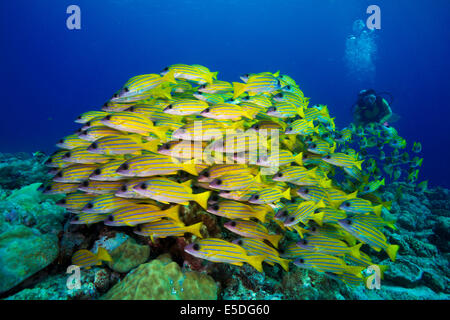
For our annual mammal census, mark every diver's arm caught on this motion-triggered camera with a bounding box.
[379,99,393,123]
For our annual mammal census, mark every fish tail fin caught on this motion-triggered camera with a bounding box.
[418,158,423,167]
[312,211,324,226]
[254,172,262,184]
[267,234,283,248]
[212,71,219,80]
[232,82,247,99]
[151,127,168,140]
[293,152,303,166]
[386,219,397,230]
[161,69,177,84]
[319,178,332,189]
[187,222,203,238]
[278,258,290,272]
[246,254,266,272]
[273,70,280,77]
[378,265,389,280]
[296,107,305,118]
[373,204,383,217]
[181,179,193,188]
[96,247,112,262]
[282,188,291,200]
[142,139,160,153]
[193,191,212,210]
[244,107,259,120]
[292,225,307,239]
[349,242,363,259]
[162,205,181,222]
[386,244,399,262]
[380,178,385,186]
[345,265,364,277]
[182,162,199,176]
[355,160,364,170]
[254,209,268,224]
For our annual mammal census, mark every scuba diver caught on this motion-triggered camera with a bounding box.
[352,89,393,126]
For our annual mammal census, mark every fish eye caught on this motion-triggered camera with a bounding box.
[203,108,210,113]
[344,202,351,207]
[105,115,112,121]
[163,67,169,71]
[276,172,283,178]
[56,171,63,177]
[140,183,148,190]
[280,210,288,217]
[237,240,243,246]
[286,85,291,90]
[304,188,309,194]
[82,181,89,187]
[196,91,203,95]
[325,155,331,159]
[128,106,135,112]
[202,171,210,178]
[58,139,64,144]
[86,203,94,209]
[230,221,237,227]
[253,124,260,130]
[58,199,66,204]
[288,217,295,222]
[193,243,200,251]
[64,152,71,158]
[253,194,260,200]
[300,239,308,245]
[73,216,79,221]
[113,93,119,98]
[119,163,129,171]
[215,179,222,186]
[123,87,129,92]
[161,143,170,150]
[120,185,127,192]
[45,185,52,191]
[166,104,173,109]
[298,258,305,264]
[107,215,114,222]
[93,168,101,175]
[212,204,219,211]
[91,142,98,149]
[286,126,292,131]
[311,226,316,232]
[311,144,317,148]
[210,194,218,201]
[314,208,321,214]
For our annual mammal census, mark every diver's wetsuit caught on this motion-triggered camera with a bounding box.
[353,90,392,126]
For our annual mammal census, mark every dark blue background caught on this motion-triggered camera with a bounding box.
[1,0,449,187]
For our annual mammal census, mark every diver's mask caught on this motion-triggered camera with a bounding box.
[363,94,376,106]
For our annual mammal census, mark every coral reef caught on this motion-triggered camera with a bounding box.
[0,151,448,300]
[106,236,150,273]
[0,152,50,190]
[101,254,218,300]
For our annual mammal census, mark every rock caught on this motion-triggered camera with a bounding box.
[0,225,59,293]
[107,237,150,273]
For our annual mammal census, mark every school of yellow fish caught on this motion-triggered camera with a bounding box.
[44,64,400,287]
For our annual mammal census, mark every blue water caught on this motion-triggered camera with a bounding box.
[1,0,449,187]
